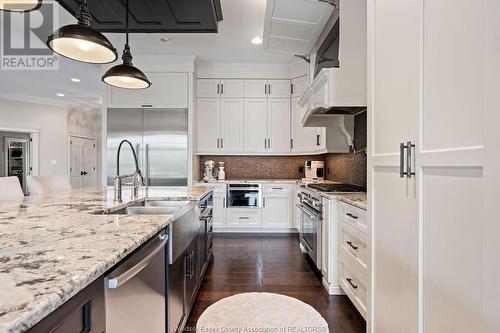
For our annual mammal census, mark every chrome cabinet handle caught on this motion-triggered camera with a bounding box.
[346,213,358,219]
[265,84,267,95]
[263,197,266,208]
[264,138,267,149]
[346,241,358,250]
[221,83,224,94]
[239,216,250,219]
[400,142,416,178]
[316,134,320,146]
[346,278,358,290]
[268,83,271,95]
[217,83,220,94]
[217,138,220,149]
[221,138,224,149]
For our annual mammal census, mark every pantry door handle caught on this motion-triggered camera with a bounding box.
[400,142,406,178]
[346,241,358,250]
[407,141,416,178]
[346,278,358,290]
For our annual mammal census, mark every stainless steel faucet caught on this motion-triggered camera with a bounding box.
[114,139,145,202]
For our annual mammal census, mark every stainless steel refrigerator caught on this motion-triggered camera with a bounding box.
[0,132,31,194]
[107,108,188,186]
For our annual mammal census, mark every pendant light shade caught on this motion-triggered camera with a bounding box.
[46,1,117,64]
[102,0,151,89]
[0,0,41,12]
[102,45,151,89]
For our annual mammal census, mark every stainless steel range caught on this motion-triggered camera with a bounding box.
[297,187,323,270]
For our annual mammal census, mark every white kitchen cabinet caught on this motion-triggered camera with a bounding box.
[220,98,244,152]
[244,80,268,98]
[226,209,262,228]
[267,98,291,153]
[291,75,309,98]
[369,0,499,332]
[220,79,244,97]
[291,97,319,153]
[196,97,244,154]
[107,73,188,108]
[244,79,291,98]
[213,195,226,229]
[243,98,268,153]
[268,80,291,98]
[196,98,220,153]
[262,195,291,228]
[197,79,221,98]
[197,79,244,98]
[262,184,292,229]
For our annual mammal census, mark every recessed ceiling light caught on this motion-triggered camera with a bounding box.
[251,36,263,45]
[56,93,65,97]
[71,78,81,82]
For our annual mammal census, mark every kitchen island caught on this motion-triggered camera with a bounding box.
[0,186,211,333]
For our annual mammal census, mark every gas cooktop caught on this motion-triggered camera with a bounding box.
[307,183,367,193]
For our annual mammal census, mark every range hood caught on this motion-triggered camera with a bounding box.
[299,0,366,126]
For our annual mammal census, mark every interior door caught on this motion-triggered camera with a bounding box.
[369,0,420,331]
[196,98,220,153]
[69,136,97,189]
[243,98,268,153]
[143,109,188,186]
[267,98,291,153]
[220,98,244,152]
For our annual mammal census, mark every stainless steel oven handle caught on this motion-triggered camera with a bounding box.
[107,233,168,289]
[296,203,321,220]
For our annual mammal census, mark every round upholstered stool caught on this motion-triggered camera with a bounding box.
[196,292,329,333]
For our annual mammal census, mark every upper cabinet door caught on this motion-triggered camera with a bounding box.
[220,98,244,152]
[291,97,318,153]
[243,98,268,153]
[291,75,309,98]
[220,80,244,98]
[108,73,188,108]
[268,80,291,98]
[244,80,268,98]
[196,98,220,153]
[268,98,291,153]
[197,79,221,98]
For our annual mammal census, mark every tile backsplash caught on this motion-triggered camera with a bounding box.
[198,155,324,180]
[324,152,367,186]
[198,153,367,186]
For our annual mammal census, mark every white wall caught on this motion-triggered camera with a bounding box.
[0,98,103,183]
[0,98,69,176]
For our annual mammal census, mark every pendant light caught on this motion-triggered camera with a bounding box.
[102,0,150,89]
[46,0,117,64]
[0,0,41,12]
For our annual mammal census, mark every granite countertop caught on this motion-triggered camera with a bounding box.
[298,183,367,210]
[0,186,211,333]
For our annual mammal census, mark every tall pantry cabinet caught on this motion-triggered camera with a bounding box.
[368,1,500,333]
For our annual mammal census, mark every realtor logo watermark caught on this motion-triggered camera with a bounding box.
[1,1,59,70]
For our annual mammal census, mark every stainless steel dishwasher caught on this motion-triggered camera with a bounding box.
[105,229,169,333]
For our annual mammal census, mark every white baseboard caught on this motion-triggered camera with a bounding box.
[322,278,345,295]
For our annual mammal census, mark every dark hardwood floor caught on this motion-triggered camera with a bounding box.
[186,233,366,333]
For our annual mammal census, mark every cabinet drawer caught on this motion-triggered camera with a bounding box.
[226,209,262,228]
[340,255,367,319]
[339,202,368,234]
[263,184,294,194]
[340,221,368,275]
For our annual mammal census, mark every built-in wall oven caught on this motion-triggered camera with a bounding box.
[226,183,262,208]
[297,187,322,270]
